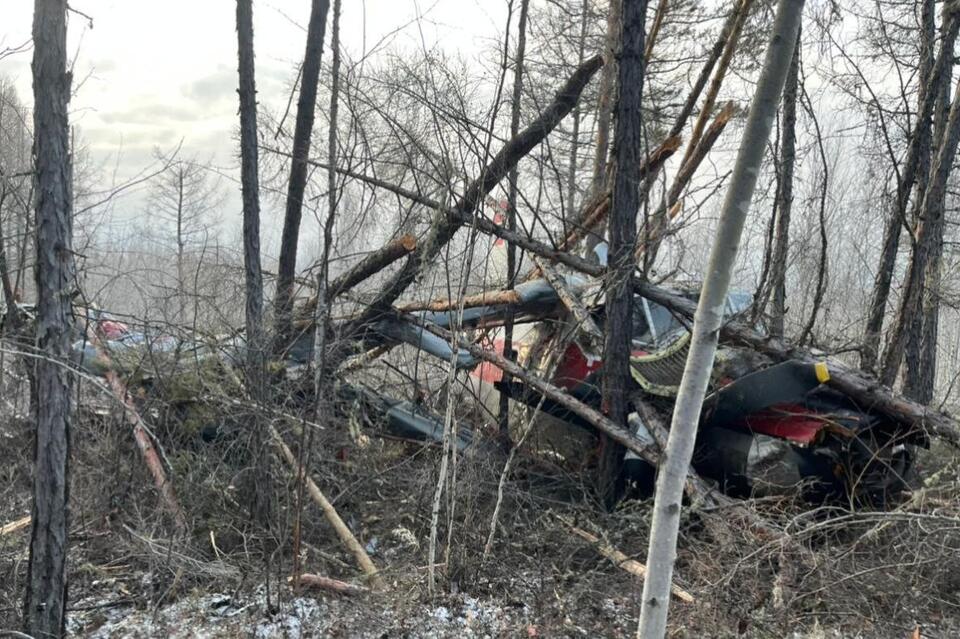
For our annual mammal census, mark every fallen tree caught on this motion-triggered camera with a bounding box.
[340,53,604,337]
[320,155,959,446]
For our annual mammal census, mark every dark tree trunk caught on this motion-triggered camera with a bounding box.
[499,0,530,438]
[599,0,647,508]
[881,69,960,387]
[236,0,264,385]
[24,0,75,635]
[273,0,330,354]
[861,8,958,373]
[769,27,800,339]
[235,0,268,528]
[905,2,952,403]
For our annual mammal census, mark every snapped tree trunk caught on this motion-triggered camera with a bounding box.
[677,0,754,168]
[339,54,603,347]
[273,0,330,354]
[637,1,804,637]
[24,0,75,635]
[584,0,621,256]
[599,0,647,508]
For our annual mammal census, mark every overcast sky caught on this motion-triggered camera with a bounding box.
[0,1,508,248]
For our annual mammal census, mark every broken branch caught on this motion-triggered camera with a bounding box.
[531,256,603,350]
[560,516,695,603]
[289,573,369,596]
[1,515,30,536]
[269,424,386,589]
[344,54,604,331]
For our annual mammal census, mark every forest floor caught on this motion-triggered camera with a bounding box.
[2,376,960,638]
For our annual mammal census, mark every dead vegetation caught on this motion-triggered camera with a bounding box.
[4,0,960,637]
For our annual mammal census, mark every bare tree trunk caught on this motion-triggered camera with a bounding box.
[0,193,21,330]
[796,81,829,347]
[294,0,342,593]
[236,0,269,539]
[881,69,960,388]
[498,0,530,439]
[176,165,187,324]
[637,1,804,636]
[599,0,647,509]
[24,0,75,635]
[563,0,589,230]
[769,27,801,339]
[861,7,959,373]
[273,0,330,354]
[236,0,264,390]
[905,1,951,403]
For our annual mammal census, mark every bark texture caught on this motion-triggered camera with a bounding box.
[600,0,647,507]
[25,0,75,634]
[235,0,271,533]
[861,9,959,373]
[500,0,530,437]
[236,0,264,390]
[637,2,804,636]
[273,0,330,353]
[769,27,801,339]
[880,61,960,388]
[904,1,953,403]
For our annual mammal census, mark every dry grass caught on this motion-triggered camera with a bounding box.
[2,348,960,637]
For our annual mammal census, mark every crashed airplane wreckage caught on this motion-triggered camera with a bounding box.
[356,270,923,506]
[5,53,955,514]
[15,259,939,510]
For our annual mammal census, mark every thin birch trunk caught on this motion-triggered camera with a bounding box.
[637,2,804,636]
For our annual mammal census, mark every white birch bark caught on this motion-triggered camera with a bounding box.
[637,1,805,637]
